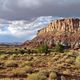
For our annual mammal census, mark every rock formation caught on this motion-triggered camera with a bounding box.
[37,18,80,35]
[23,18,80,49]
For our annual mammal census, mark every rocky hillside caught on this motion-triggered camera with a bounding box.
[23,18,80,49]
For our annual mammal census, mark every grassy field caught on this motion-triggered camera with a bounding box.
[0,47,80,80]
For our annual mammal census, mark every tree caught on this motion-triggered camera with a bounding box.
[55,43,64,53]
[20,50,25,54]
[38,44,49,54]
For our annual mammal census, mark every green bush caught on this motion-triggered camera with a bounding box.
[19,50,25,54]
[0,50,6,54]
[37,44,49,54]
[55,43,64,53]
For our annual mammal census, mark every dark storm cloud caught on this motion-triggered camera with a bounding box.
[0,0,80,20]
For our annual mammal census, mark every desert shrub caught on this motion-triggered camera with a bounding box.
[63,69,71,75]
[0,54,9,59]
[0,50,6,54]
[0,62,4,66]
[12,66,33,76]
[27,49,31,54]
[37,44,49,54]
[65,57,75,64]
[11,68,27,77]
[23,66,33,73]
[76,56,80,63]
[0,62,4,68]
[49,72,57,80]
[27,72,47,80]
[27,56,33,61]
[21,49,31,54]
[39,70,50,77]
[9,54,17,59]
[19,50,25,54]
[17,54,23,57]
[75,56,80,68]
[15,48,18,51]
[5,60,18,67]
[24,47,27,50]
[52,54,60,61]
[30,49,38,54]
[66,51,78,57]
[9,50,20,54]
[61,76,66,80]
[23,53,28,56]
[19,61,33,67]
[55,43,64,53]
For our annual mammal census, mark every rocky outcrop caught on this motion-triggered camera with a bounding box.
[23,18,80,49]
[37,18,80,35]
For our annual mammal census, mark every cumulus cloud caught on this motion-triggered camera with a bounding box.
[0,16,63,42]
[8,16,57,37]
[1,15,79,42]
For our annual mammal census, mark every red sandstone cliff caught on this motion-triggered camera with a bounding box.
[23,18,80,49]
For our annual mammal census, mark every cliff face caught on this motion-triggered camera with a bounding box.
[37,18,80,35]
[23,18,80,49]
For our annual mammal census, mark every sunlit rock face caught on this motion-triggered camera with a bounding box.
[37,18,80,36]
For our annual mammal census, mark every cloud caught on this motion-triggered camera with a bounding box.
[0,0,80,42]
[0,16,62,42]
[8,16,56,37]
[18,0,41,8]
[0,0,80,20]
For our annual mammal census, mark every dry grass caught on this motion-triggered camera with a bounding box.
[0,49,80,79]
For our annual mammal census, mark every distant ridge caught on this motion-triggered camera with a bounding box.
[0,42,22,46]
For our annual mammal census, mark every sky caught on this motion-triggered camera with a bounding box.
[0,0,80,43]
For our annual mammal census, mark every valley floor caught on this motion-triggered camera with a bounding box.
[0,50,80,80]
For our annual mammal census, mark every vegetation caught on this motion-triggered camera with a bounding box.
[0,46,80,80]
[49,72,57,80]
[55,43,64,53]
[5,60,18,67]
[76,56,80,63]
[37,44,49,54]
[27,72,47,80]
